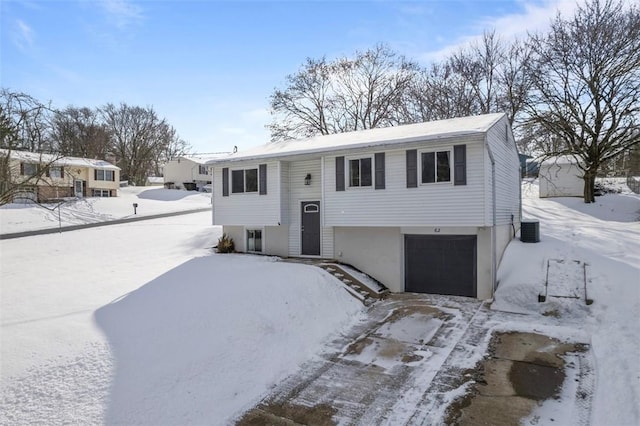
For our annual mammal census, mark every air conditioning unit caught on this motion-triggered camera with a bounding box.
[520,220,540,243]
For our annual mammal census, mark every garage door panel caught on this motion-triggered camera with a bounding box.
[405,235,476,297]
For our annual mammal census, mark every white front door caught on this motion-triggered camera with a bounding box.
[74,180,84,198]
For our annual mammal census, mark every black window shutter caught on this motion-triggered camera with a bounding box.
[454,144,467,185]
[61,167,64,178]
[94,169,98,180]
[335,156,345,191]
[375,152,385,189]
[259,164,267,195]
[111,170,115,181]
[222,167,229,197]
[406,149,417,188]
[20,163,24,175]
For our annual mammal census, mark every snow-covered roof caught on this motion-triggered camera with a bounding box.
[540,155,582,166]
[172,153,230,164]
[2,149,120,170]
[206,113,506,164]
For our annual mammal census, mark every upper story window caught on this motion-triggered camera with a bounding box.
[222,164,267,197]
[232,168,258,193]
[349,157,372,187]
[96,169,115,181]
[49,166,63,178]
[198,165,209,175]
[421,150,451,184]
[21,163,37,176]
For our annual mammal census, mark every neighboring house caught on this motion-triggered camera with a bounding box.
[207,113,521,300]
[163,155,224,191]
[539,155,584,198]
[2,149,120,202]
[518,153,539,178]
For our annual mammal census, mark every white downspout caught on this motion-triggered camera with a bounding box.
[485,135,497,295]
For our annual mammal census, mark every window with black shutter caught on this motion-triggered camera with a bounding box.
[335,156,345,191]
[222,168,229,196]
[454,144,467,185]
[375,152,385,189]
[259,164,267,195]
[406,150,417,188]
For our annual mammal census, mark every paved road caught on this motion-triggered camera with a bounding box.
[0,208,211,240]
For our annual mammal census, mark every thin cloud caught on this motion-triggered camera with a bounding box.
[13,19,35,51]
[419,0,582,62]
[98,0,143,29]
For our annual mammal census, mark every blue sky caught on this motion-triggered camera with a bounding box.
[2,0,585,154]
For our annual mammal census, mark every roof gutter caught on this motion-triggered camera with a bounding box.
[485,134,497,295]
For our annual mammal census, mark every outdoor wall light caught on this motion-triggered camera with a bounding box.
[304,173,311,185]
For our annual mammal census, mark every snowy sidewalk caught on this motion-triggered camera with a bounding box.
[0,207,210,240]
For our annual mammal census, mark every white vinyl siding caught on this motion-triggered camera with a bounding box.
[324,136,487,227]
[485,116,521,226]
[288,159,333,257]
[212,161,281,226]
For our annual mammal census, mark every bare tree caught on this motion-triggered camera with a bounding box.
[525,0,640,202]
[406,62,479,122]
[268,57,333,141]
[406,32,532,128]
[101,103,190,185]
[0,90,61,205]
[330,45,419,132]
[51,106,112,159]
[0,89,53,152]
[153,123,190,177]
[268,45,419,141]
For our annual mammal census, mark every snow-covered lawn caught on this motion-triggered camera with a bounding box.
[494,181,640,425]
[0,212,363,424]
[0,186,211,234]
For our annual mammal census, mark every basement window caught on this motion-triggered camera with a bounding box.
[247,229,262,252]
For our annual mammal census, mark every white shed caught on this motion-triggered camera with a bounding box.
[539,156,584,198]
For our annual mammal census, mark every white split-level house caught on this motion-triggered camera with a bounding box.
[163,154,226,191]
[207,113,521,299]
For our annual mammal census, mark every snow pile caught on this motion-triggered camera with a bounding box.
[0,213,363,424]
[95,255,363,425]
[0,186,211,233]
[493,180,640,425]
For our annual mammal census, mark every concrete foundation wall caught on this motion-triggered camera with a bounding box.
[265,226,289,257]
[334,227,403,292]
[476,227,494,299]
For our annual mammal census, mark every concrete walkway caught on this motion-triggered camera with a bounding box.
[0,208,210,240]
[237,294,594,425]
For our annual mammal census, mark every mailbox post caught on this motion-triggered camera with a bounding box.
[133,203,138,215]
